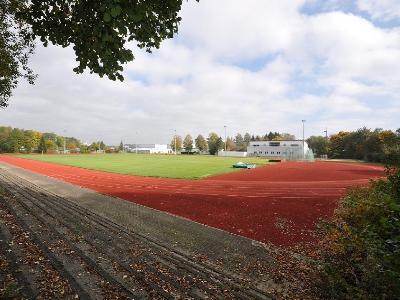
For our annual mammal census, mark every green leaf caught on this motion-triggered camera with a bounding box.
[103,12,111,22]
[110,6,122,18]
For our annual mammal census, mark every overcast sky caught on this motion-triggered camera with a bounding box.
[1,0,400,144]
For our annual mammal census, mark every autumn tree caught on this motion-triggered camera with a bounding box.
[266,132,280,140]
[379,130,399,154]
[67,142,77,152]
[234,133,245,151]
[170,135,182,152]
[328,131,351,158]
[80,144,89,154]
[66,137,81,148]
[307,136,329,157]
[349,127,370,159]
[274,133,296,141]
[0,0,36,107]
[42,132,57,142]
[89,142,100,152]
[0,126,12,152]
[45,139,57,151]
[0,126,82,153]
[56,136,65,148]
[208,133,224,155]
[183,134,193,152]
[195,134,207,152]
[9,128,24,152]
[243,133,251,147]
[23,130,41,153]
[226,137,236,151]
[38,135,47,153]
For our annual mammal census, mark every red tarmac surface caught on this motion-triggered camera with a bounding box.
[0,156,385,246]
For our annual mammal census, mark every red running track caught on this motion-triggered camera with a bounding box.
[0,156,384,246]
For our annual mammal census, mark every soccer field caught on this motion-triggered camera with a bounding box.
[17,154,268,179]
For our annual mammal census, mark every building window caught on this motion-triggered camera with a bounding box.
[269,142,280,147]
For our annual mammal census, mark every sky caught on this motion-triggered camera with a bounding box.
[1,0,400,144]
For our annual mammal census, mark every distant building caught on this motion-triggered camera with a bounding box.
[247,140,312,160]
[218,150,248,157]
[124,144,172,154]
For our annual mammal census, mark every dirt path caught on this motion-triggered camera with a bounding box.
[0,171,273,299]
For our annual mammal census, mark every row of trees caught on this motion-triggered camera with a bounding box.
[0,126,297,156]
[0,126,105,154]
[170,131,296,155]
[0,126,41,153]
[5,125,397,161]
[307,127,400,162]
[170,134,210,153]
[0,126,82,153]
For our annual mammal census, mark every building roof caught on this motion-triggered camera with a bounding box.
[124,144,168,149]
[249,140,304,143]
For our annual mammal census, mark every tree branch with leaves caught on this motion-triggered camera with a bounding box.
[0,0,198,107]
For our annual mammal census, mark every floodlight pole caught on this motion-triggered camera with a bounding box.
[324,127,328,156]
[174,129,177,155]
[224,125,227,151]
[136,131,138,154]
[63,130,66,154]
[302,120,306,159]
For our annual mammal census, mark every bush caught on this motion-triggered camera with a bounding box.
[317,167,400,299]
[364,152,385,163]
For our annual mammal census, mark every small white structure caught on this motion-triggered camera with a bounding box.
[247,140,312,160]
[124,144,172,154]
[218,151,248,157]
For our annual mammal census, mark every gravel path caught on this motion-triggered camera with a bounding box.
[0,170,273,299]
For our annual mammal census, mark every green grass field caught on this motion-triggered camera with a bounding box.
[18,154,268,179]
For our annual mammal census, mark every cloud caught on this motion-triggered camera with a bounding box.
[1,0,399,144]
[357,0,400,21]
[179,0,306,61]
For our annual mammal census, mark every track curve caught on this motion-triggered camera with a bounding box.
[0,156,384,246]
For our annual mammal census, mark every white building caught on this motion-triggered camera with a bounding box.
[247,140,312,160]
[218,150,248,157]
[124,144,172,154]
